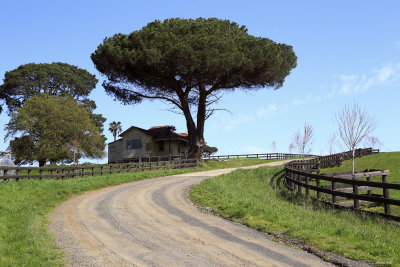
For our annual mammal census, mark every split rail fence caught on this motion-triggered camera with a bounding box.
[284,148,400,220]
[207,152,312,160]
[0,158,198,181]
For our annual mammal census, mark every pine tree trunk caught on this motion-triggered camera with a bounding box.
[178,88,207,161]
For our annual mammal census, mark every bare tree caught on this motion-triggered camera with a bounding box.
[270,141,277,153]
[336,102,376,174]
[363,136,383,149]
[327,134,336,155]
[288,143,295,154]
[292,122,314,158]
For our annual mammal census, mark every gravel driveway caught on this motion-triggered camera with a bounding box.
[49,161,333,266]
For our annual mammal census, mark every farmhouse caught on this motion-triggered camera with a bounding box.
[108,126,189,163]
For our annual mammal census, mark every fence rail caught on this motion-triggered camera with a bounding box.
[284,148,400,220]
[207,152,313,160]
[0,158,198,181]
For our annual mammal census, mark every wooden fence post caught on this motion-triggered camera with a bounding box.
[353,178,359,209]
[28,169,31,179]
[382,175,391,215]
[305,176,310,196]
[100,166,103,176]
[366,176,371,196]
[316,178,320,199]
[16,169,20,182]
[332,181,336,204]
[297,174,302,193]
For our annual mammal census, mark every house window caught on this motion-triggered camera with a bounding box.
[126,139,142,150]
[158,141,164,152]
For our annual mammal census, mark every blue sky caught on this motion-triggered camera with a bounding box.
[1,0,399,162]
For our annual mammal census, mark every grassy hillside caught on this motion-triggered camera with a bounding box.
[321,151,400,183]
[321,152,400,215]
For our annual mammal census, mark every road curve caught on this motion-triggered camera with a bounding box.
[49,161,332,266]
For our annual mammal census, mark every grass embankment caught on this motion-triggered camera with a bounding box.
[0,158,268,267]
[190,153,400,266]
[321,152,400,215]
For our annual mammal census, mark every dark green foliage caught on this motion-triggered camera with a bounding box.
[6,95,106,166]
[8,136,36,165]
[203,144,218,158]
[0,62,97,114]
[92,18,297,97]
[0,62,106,132]
[91,18,297,158]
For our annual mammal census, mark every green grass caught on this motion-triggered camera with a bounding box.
[190,157,400,266]
[321,152,400,183]
[201,157,270,169]
[320,152,400,215]
[0,158,270,266]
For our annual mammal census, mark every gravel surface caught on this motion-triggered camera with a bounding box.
[48,161,366,266]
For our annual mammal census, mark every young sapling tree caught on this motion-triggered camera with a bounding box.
[336,102,376,174]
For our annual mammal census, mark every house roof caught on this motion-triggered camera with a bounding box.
[119,125,188,141]
[119,126,150,137]
[147,126,188,141]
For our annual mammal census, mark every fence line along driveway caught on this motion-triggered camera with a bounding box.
[0,159,198,181]
[207,152,312,160]
[49,160,333,267]
[1,152,312,181]
[284,148,400,221]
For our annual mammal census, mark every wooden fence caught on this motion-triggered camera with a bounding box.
[284,148,400,220]
[207,152,313,160]
[0,158,198,181]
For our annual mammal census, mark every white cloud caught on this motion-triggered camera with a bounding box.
[210,62,400,132]
[338,62,400,95]
[287,62,400,110]
[256,104,277,118]
[223,113,255,130]
[212,103,279,131]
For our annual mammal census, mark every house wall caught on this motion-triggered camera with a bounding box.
[108,140,123,163]
[108,129,188,163]
[122,130,152,159]
[152,140,188,156]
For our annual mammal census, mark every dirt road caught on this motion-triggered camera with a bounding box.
[49,161,332,266]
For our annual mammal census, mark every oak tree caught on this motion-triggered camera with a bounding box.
[91,18,297,159]
[0,62,106,130]
[6,95,106,166]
